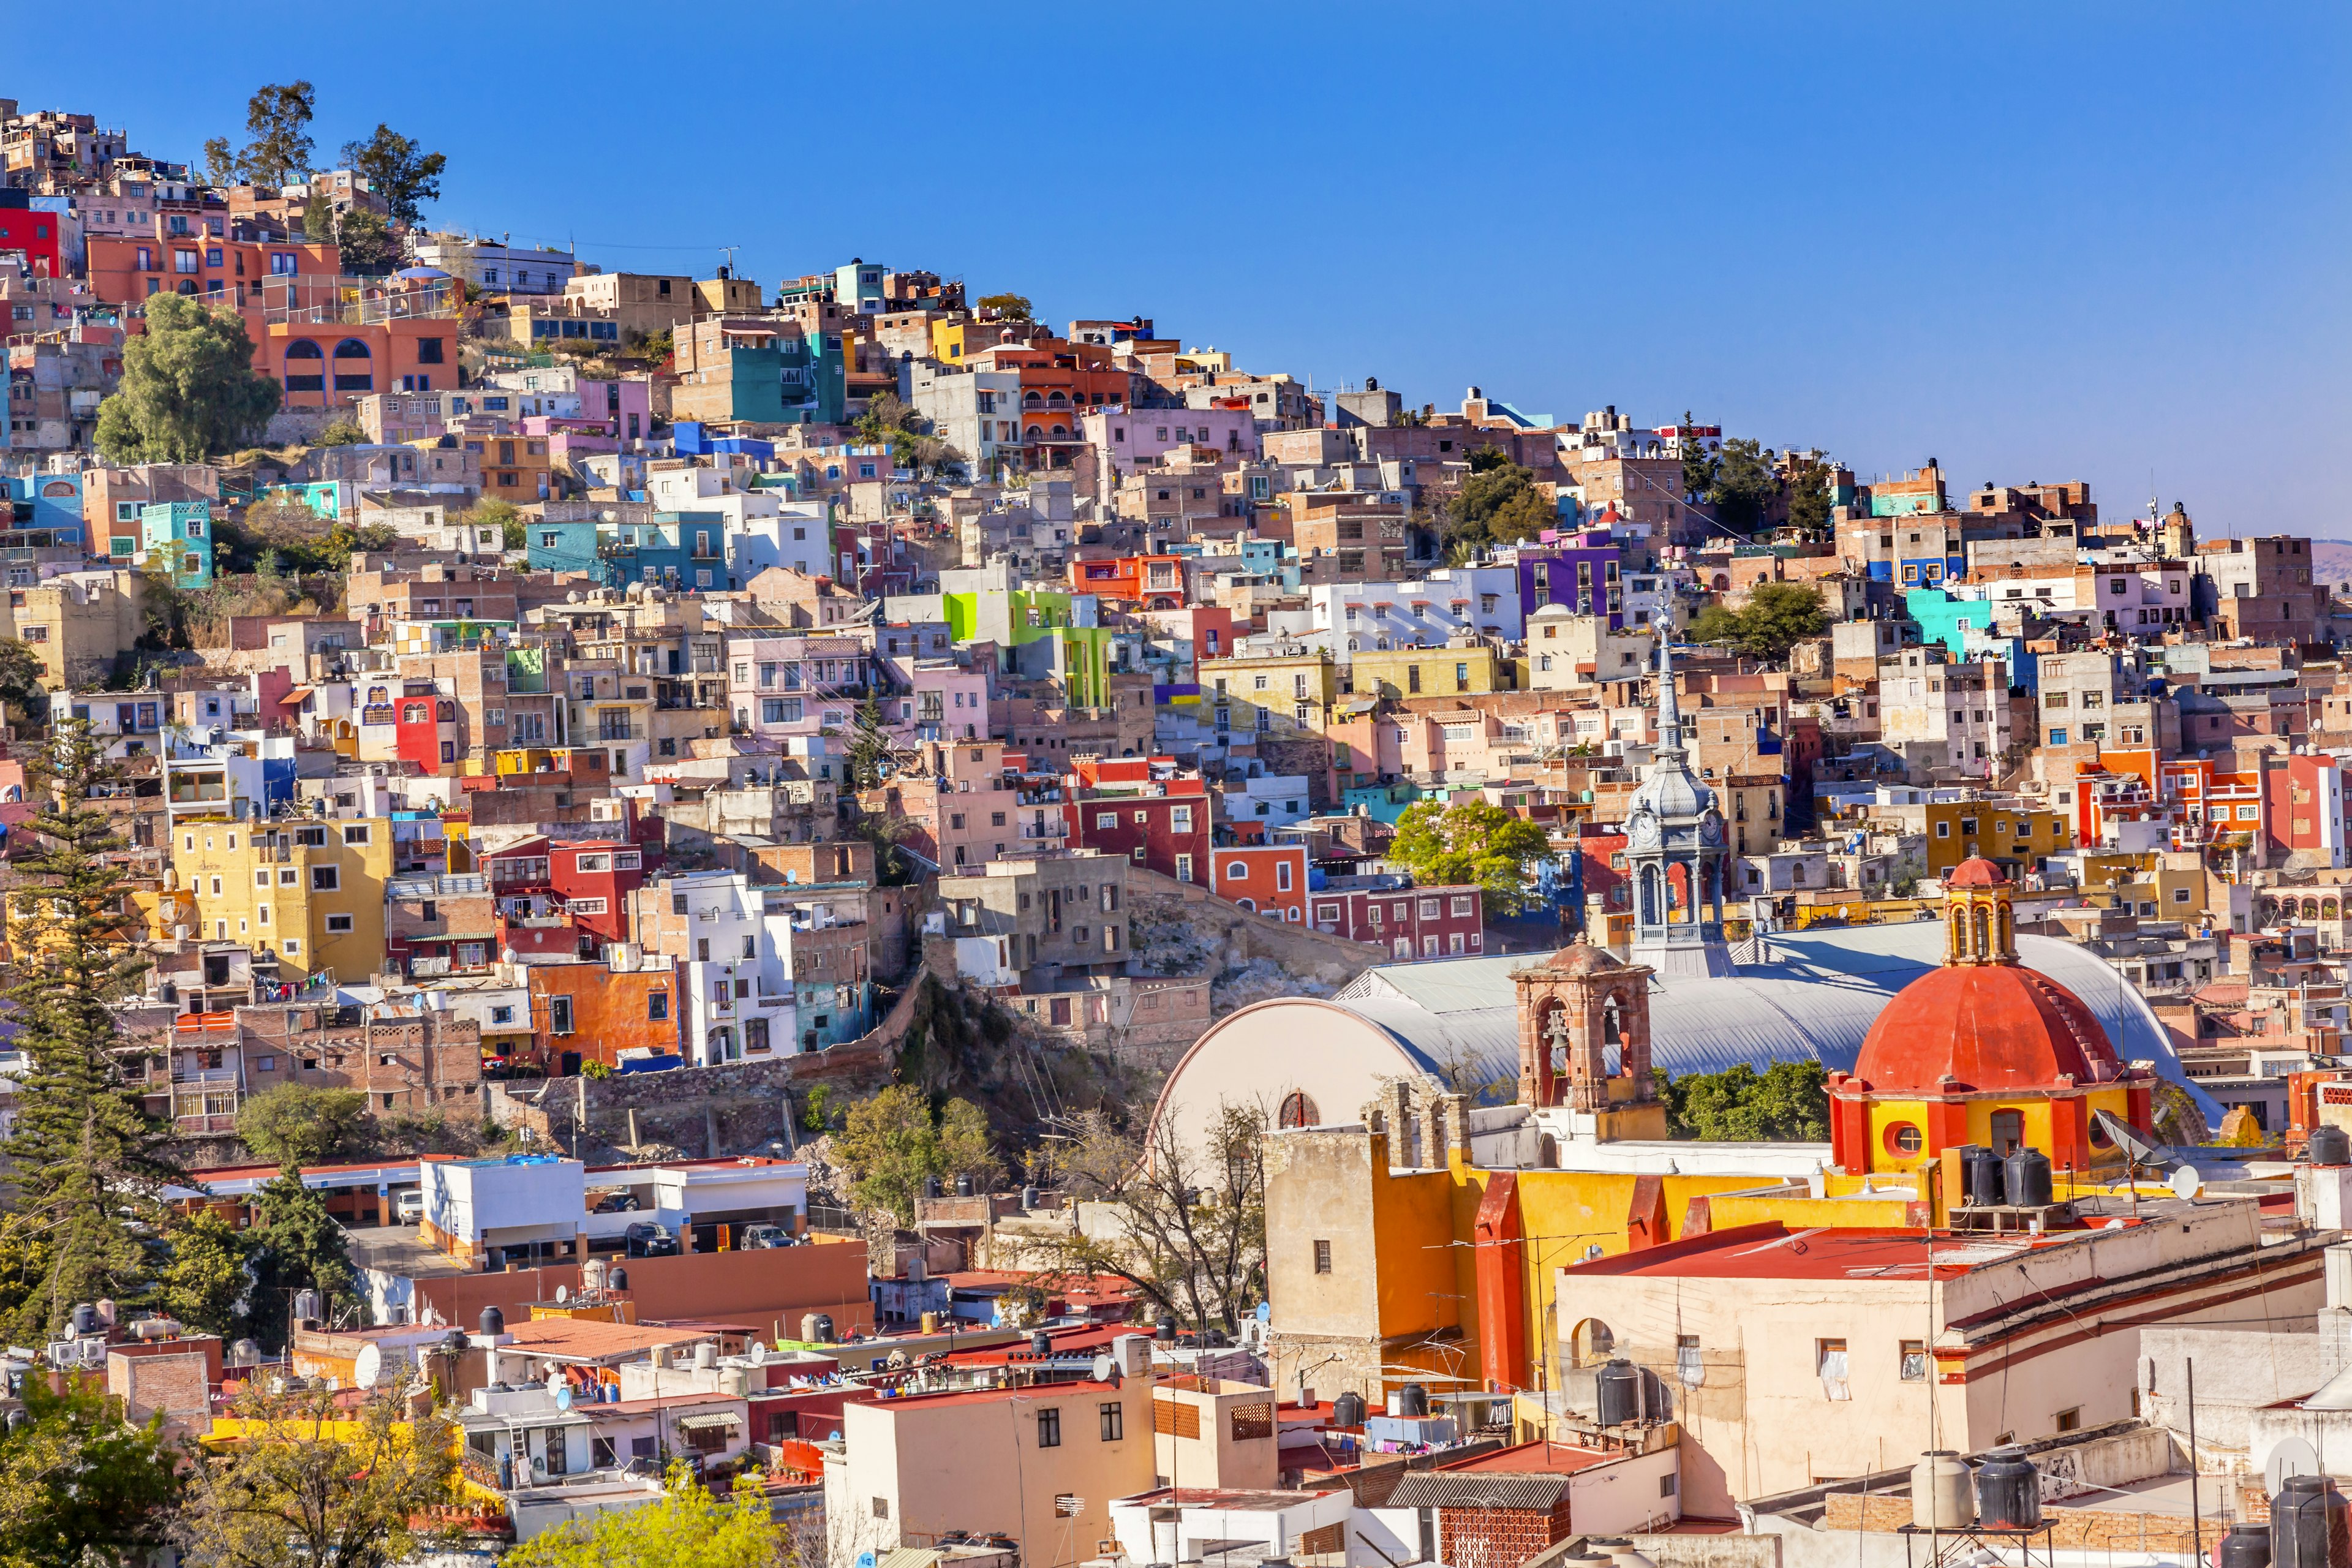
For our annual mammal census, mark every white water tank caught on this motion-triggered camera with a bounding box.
[1912,1450,1975,1530]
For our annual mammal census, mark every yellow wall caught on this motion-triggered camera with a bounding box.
[1352,646,1503,701]
[1923,801,2072,873]
[176,816,395,982]
[1201,653,1339,736]
[1861,1087,2136,1175]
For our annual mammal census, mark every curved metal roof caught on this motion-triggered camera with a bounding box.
[1325,921,2203,1108]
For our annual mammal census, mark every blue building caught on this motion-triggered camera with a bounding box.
[525,511,729,590]
[140,502,213,589]
[4,473,86,549]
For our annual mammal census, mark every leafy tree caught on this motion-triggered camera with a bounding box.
[236,1084,372,1168]
[202,137,239,188]
[1387,797,1556,914]
[504,1463,782,1568]
[1440,450,1555,556]
[0,639,49,731]
[1705,436,1779,535]
[844,693,895,790]
[332,208,399,277]
[244,1165,358,1348]
[337,125,445,228]
[175,1384,458,1568]
[159,1207,255,1338]
[1661,1060,1828,1141]
[95,294,281,462]
[0,1374,184,1568]
[1689,581,1830,663]
[846,810,918,887]
[298,189,332,244]
[1679,410,1716,499]
[1784,451,1833,538]
[1039,1105,1266,1333]
[462,497,524,551]
[975,292,1032,321]
[0,723,179,1338]
[230,82,317,187]
[830,1084,1001,1225]
[311,419,364,447]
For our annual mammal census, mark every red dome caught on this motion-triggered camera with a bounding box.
[1945,856,2010,889]
[1851,963,2120,1095]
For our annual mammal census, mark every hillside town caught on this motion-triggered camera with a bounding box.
[8,81,2352,1568]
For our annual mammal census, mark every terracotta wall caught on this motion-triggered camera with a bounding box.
[413,1235,873,1344]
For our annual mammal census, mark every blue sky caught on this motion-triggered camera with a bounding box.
[18,3,2350,530]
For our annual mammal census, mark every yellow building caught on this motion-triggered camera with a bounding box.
[1920,797,2071,877]
[1349,643,1504,702]
[2,569,145,688]
[175,815,396,982]
[1200,650,1340,739]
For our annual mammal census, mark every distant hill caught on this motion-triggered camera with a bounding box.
[2315,540,2352,592]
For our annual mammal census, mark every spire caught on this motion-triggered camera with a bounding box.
[1655,635,1683,755]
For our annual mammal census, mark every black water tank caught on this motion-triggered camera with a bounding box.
[1332,1391,1366,1428]
[1395,1382,1430,1419]
[1022,1186,1041,1211]
[1973,1447,2041,1529]
[1596,1359,1645,1427]
[2272,1473,2350,1568]
[608,1266,628,1292]
[485,1247,505,1271]
[69,1303,97,1336]
[1030,1330,1052,1355]
[2005,1148,2054,1208]
[1961,1146,2004,1208]
[922,1175,944,1199]
[810,1313,835,1343]
[479,1306,505,1338]
[2313,1128,2352,1168]
[2222,1523,2274,1568]
[1153,1320,1176,1342]
[956,1173,976,1197]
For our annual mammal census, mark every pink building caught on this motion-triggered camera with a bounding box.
[1082,406,1259,496]
[895,662,991,745]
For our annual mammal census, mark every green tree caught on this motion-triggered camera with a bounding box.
[975,292,1032,321]
[1662,1060,1829,1141]
[337,125,445,228]
[505,1463,781,1568]
[1679,411,1717,499]
[175,1384,458,1568]
[311,419,364,447]
[1784,451,1833,538]
[0,723,179,1338]
[236,1084,372,1169]
[244,1166,358,1348]
[844,694,895,791]
[332,207,399,276]
[1689,581,1830,664]
[298,189,332,244]
[463,497,523,552]
[1387,797,1557,914]
[1440,448,1555,556]
[831,1085,1001,1225]
[94,295,281,463]
[202,137,239,188]
[1705,436,1779,535]
[0,639,48,731]
[159,1207,255,1339]
[0,1374,184,1568]
[232,82,315,187]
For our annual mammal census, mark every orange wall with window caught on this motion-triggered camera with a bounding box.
[1210,844,1308,922]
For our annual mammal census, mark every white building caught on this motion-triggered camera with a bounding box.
[1308,567,1522,662]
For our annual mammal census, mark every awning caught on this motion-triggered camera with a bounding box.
[280,686,314,706]
[674,1412,740,1433]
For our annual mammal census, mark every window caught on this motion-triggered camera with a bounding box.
[342,824,370,845]
[1817,1339,1851,1400]
[1099,1401,1123,1441]
[311,866,340,891]
[575,853,610,873]
[549,997,575,1035]
[325,914,354,933]
[1036,1408,1061,1447]
[2056,1408,2081,1433]
[648,990,669,1021]
[1314,1239,1332,1274]
[1901,1340,1928,1381]
[871,1498,889,1520]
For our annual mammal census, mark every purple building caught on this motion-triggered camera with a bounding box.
[1512,532,1625,628]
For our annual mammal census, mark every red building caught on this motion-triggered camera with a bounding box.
[1307,881,1485,961]
[2263,753,2351,867]
[0,195,64,277]
[1068,554,1186,609]
[484,821,660,949]
[1210,843,1308,922]
[394,692,462,775]
[1060,756,1212,884]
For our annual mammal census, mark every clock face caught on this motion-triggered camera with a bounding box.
[1627,807,1660,851]
[1699,809,1725,847]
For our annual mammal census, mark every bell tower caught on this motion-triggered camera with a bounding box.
[1512,940,1665,1139]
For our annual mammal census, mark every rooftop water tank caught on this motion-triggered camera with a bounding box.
[1596,1359,1645,1427]
[1973,1447,2041,1529]
[2272,1472,2350,1568]
[2005,1148,2054,1209]
[2313,1128,2352,1168]
[480,1306,505,1338]
[1910,1451,1974,1531]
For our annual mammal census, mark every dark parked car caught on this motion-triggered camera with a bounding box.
[624,1223,680,1257]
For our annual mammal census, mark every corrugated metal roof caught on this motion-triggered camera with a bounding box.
[1322,924,2201,1108]
[1389,1469,1570,1510]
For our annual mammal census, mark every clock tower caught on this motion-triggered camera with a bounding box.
[1624,638,1735,978]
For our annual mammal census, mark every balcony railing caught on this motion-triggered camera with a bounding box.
[173,1112,240,1135]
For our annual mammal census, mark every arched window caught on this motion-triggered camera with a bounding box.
[284,338,325,392]
[1997,906,2013,957]
[1972,907,1989,959]
[332,337,373,391]
[1639,865,1660,925]
[1023,390,1043,406]
[1601,994,1623,1049]
[1949,909,1966,963]
[1278,1091,1319,1128]
[1988,1109,2024,1157]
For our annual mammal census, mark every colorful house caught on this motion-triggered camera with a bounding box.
[139,501,213,589]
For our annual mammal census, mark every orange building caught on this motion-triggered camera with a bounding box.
[1068,553,1186,608]
[1208,843,1309,924]
[1827,858,2154,1177]
[968,339,1131,469]
[526,958,680,1071]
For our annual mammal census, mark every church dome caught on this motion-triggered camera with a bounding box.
[1850,963,2121,1096]
[1944,856,2008,889]
[1537,941,1627,976]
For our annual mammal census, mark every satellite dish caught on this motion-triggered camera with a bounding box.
[2268,1436,2321,1494]
[749,1341,768,1365]
[556,1384,573,1411]
[2095,1109,2165,1167]
[1091,1354,1117,1383]
[2169,1166,2205,1202]
[555,1285,570,1303]
[352,1343,382,1387]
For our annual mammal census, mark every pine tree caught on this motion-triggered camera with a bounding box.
[244,1167,356,1349]
[0,721,181,1338]
[845,693,895,791]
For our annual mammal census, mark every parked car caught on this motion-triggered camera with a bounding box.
[591,1191,641,1213]
[738,1224,794,1250]
[624,1223,680,1258]
[393,1189,425,1224]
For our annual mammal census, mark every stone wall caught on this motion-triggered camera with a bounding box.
[1126,863,1385,987]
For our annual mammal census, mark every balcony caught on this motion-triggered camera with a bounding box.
[173,1112,240,1135]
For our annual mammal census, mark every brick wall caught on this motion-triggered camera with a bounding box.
[1820,1491,2215,1552]
[1440,1500,1572,1568]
